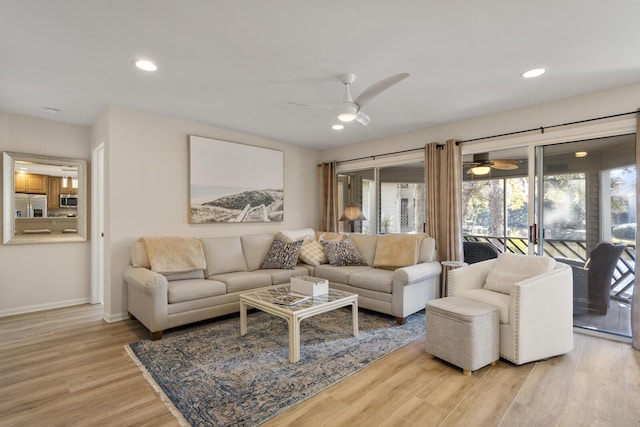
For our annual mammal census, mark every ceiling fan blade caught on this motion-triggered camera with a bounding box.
[353,73,409,108]
[355,111,370,126]
[281,100,334,111]
[491,163,519,171]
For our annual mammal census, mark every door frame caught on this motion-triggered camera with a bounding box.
[90,142,105,305]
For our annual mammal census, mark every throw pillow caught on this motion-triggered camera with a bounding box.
[298,240,328,266]
[484,252,556,294]
[260,237,304,269]
[321,235,368,267]
[373,233,425,269]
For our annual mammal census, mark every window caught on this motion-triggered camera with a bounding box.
[462,176,528,252]
[338,162,425,234]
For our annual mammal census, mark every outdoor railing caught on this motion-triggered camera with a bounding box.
[463,235,636,305]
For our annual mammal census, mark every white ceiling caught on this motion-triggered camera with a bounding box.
[1,1,640,150]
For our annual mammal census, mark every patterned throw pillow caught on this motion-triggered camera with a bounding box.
[298,240,328,266]
[321,236,368,267]
[260,237,304,269]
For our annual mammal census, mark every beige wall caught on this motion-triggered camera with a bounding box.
[3,81,640,319]
[0,112,91,315]
[319,82,640,163]
[101,106,319,320]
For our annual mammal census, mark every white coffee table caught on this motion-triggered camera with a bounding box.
[239,285,358,363]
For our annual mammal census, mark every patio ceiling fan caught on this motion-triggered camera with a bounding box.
[463,153,521,175]
[285,72,409,126]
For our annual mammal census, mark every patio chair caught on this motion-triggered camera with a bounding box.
[556,242,626,315]
[463,241,500,264]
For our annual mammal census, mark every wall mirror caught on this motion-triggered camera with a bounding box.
[3,152,87,244]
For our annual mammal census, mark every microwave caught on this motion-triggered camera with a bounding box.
[60,194,78,208]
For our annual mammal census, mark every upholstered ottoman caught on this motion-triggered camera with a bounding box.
[425,296,499,375]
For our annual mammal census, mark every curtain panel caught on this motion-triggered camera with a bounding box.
[424,141,463,264]
[319,161,338,232]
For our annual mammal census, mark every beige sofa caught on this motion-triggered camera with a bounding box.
[124,230,441,339]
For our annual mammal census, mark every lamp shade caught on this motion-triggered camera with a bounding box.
[339,204,366,221]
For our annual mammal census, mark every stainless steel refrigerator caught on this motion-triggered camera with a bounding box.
[15,193,47,217]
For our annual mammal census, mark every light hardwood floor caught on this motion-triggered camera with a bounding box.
[1,304,639,427]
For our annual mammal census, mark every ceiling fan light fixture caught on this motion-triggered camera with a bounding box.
[470,166,491,175]
[338,112,357,122]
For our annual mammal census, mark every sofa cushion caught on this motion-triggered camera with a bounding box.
[278,228,316,243]
[298,240,328,266]
[241,233,275,271]
[456,288,510,324]
[261,237,304,269]
[374,234,425,269]
[314,264,372,284]
[262,266,311,285]
[321,236,367,266]
[163,269,205,282]
[348,268,394,293]
[484,253,556,294]
[350,234,378,266]
[131,241,150,268]
[201,237,248,277]
[168,279,226,304]
[418,237,437,262]
[316,231,344,241]
[209,271,272,293]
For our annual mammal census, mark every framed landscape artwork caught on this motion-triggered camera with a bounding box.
[189,135,284,223]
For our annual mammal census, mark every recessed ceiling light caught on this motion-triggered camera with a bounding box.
[332,124,344,130]
[575,151,588,158]
[43,107,60,114]
[135,59,158,71]
[521,68,546,79]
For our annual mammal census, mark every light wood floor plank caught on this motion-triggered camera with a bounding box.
[1,303,639,427]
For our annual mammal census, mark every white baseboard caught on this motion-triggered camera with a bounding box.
[0,298,91,318]
[104,311,129,323]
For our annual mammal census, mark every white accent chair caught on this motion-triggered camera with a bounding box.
[448,252,573,365]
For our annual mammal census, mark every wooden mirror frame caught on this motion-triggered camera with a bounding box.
[3,152,87,244]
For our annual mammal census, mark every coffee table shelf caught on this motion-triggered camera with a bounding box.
[239,285,358,363]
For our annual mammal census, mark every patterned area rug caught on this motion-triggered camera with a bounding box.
[126,307,425,426]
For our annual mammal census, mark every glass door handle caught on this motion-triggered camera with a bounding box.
[529,224,538,245]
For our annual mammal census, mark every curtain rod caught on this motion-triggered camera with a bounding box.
[318,109,638,166]
[456,110,638,145]
[317,146,425,167]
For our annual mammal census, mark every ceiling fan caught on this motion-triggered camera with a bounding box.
[463,153,521,175]
[286,72,409,126]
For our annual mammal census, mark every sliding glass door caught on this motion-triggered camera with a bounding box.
[462,147,529,253]
[462,134,636,337]
[537,134,636,337]
[338,162,425,235]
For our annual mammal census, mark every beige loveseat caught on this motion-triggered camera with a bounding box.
[124,229,441,339]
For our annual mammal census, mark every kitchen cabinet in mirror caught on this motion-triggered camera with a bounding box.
[3,152,87,244]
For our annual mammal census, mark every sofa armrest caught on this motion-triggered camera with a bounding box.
[393,261,442,284]
[124,265,168,289]
[124,266,169,333]
[509,263,573,363]
[555,257,585,268]
[448,259,496,295]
